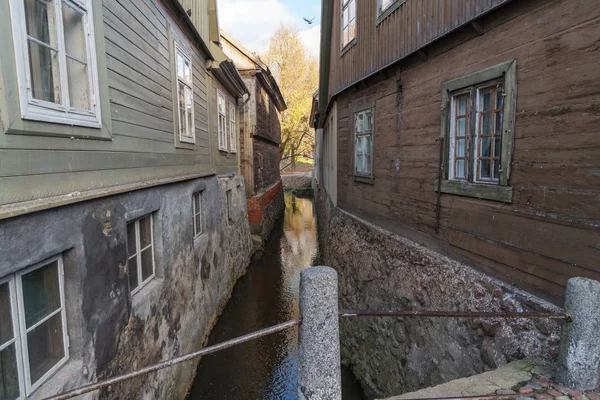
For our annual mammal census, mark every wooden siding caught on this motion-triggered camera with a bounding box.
[221,38,256,71]
[177,0,209,43]
[328,0,512,97]
[332,0,600,304]
[0,0,213,211]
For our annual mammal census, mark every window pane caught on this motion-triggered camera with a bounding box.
[185,86,193,137]
[195,214,201,235]
[193,193,200,215]
[349,20,356,41]
[496,89,504,110]
[22,261,61,329]
[139,216,152,249]
[481,113,493,135]
[184,59,191,84]
[24,0,58,47]
[456,139,466,158]
[494,137,501,158]
[481,137,491,157]
[457,118,466,137]
[28,41,61,104]
[66,58,90,110]
[349,0,356,22]
[481,88,494,111]
[27,312,65,384]
[177,53,184,80]
[495,110,503,134]
[343,7,349,27]
[178,82,186,136]
[457,96,467,115]
[455,160,465,179]
[62,3,86,61]
[128,257,139,291]
[127,222,137,257]
[0,283,13,346]
[0,345,20,400]
[141,248,153,282]
[365,111,373,132]
[355,113,364,133]
[480,159,491,179]
[493,161,500,180]
[343,28,349,47]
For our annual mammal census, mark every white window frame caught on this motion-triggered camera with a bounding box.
[341,0,356,50]
[229,102,237,153]
[217,90,228,151]
[192,191,203,238]
[8,0,102,128]
[1,255,70,398]
[127,215,156,295]
[175,44,195,144]
[353,105,374,179]
[226,189,232,221]
[448,89,471,182]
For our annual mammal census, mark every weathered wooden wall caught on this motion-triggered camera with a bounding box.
[177,0,209,42]
[0,0,213,211]
[328,0,511,97]
[253,79,282,192]
[334,0,600,304]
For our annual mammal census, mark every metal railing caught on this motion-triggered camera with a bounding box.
[40,318,301,400]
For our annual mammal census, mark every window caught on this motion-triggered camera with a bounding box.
[192,191,203,237]
[127,214,155,294]
[176,46,195,143]
[439,60,517,202]
[217,91,228,151]
[9,0,101,127]
[377,0,405,22]
[378,0,397,13]
[229,102,237,153]
[341,0,356,50]
[1,255,69,398]
[354,104,374,180]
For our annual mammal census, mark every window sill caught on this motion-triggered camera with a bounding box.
[376,0,406,25]
[354,175,374,185]
[434,180,513,203]
[175,141,196,150]
[341,38,356,57]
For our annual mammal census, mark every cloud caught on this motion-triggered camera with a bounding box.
[218,0,295,54]
[218,0,321,59]
[299,24,321,59]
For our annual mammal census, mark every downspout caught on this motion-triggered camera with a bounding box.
[317,0,333,129]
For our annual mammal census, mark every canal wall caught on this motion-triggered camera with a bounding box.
[247,180,285,240]
[1,175,252,400]
[314,187,564,399]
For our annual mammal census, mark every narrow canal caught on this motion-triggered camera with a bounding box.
[187,193,365,399]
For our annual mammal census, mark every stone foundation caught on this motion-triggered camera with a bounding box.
[315,187,564,399]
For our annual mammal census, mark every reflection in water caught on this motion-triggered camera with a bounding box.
[187,194,364,400]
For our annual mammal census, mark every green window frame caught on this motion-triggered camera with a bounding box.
[437,60,517,203]
[353,102,375,184]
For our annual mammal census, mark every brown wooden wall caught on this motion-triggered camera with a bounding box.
[333,0,600,305]
[328,0,511,97]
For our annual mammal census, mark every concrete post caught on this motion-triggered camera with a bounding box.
[557,277,600,391]
[298,266,342,400]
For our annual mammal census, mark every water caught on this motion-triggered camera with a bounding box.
[187,194,365,400]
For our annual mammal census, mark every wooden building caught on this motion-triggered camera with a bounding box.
[315,0,600,306]
[220,32,287,238]
[0,0,251,399]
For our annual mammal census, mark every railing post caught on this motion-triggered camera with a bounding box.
[298,266,342,400]
[557,277,600,390]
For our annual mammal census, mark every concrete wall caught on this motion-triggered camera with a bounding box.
[0,175,252,399]
[315,186,564,399]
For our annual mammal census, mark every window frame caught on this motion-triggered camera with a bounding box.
[352,102,375,183]
[229,101,237,153]
[438,60,517,203]
[217,90,228,151]
[341,0,356,53]
[127,214,156,296]
[192,191,203,238]
[8,0,102,128]
[1,255,70,398]
[376,0,406,25]
[175,44,195,144]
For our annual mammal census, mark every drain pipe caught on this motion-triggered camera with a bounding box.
[298,267,342,400]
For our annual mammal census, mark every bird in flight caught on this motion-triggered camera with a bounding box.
[303,17,314,24]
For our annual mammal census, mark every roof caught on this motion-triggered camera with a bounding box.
[220,31,287,112]
[208,42,249,98]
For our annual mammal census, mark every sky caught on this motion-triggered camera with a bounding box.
[217,0,322,58]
